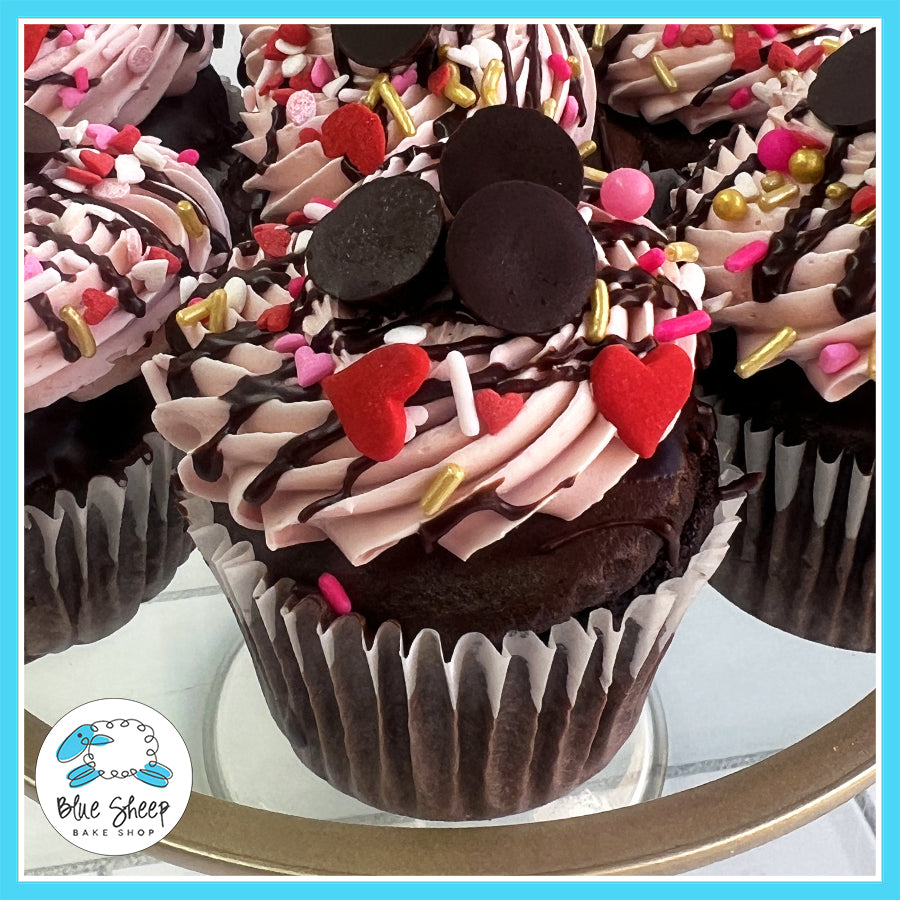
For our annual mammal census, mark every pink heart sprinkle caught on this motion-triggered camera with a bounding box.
[73,66,89,91]
[85,123,118,150]
[391,64,418,94]
[661,24,681,48]
[66,24,86,39]
[819,342,860,374]
[286,88,318,127]
[295,345,335,387]
[311,56,334,89]
[288,276,306,299]
[729,86,753,110]
[559,95,579,130]
[273,333,308,353]
[23,254,43,280]
[547,53,572,81]
[58,87,86,110]
[57,31,74,47]
[177,148,200,165]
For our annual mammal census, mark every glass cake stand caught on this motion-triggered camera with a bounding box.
[22,549,877,876]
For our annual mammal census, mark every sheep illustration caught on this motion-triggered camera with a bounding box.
[56,718,173,788]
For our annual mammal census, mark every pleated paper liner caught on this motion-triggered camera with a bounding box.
[711,404,875,653]
[23,432,193,661]
[183,487,742,821]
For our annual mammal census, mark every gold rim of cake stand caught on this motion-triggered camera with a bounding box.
[24,692,876,877]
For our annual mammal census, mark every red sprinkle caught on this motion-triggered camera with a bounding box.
[474,389,524,435]
[253,224,292,258]
[796,44,825,72]
[147,246,182,275]
[732,27,762,71]
[271,87,295,106]
[317,573,351,615]
[851,185,876,214]
[320,103,386,176]
[767,41,799,72]
[264,32,287,61]
[637,248,666,272]
[81,288,118,325]
[296,127,321,147]
[288,276,306,299]
[24,24,50,70]
[289,68,317,92]
[79,149,115,177]
[177,148,200,165]
[64,165,102,186]
[108,124,141,155]
[285,210,310,226]
[258,73,284,96]
[729,86,753,110]
[680,24,714,48]
[278,24,311,46]
[427,64,452,97]
[257,304,293,333]
[661,24,681,48]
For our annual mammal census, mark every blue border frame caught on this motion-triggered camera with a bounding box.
[5,2,897,896]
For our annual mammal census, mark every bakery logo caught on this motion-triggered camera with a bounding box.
[36,699,192,855]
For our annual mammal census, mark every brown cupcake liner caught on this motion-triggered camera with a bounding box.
[710,403,875,652]
[23,432,193,660]
[183,488,742,821]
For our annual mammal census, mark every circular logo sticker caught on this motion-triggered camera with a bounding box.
[36,699,192,855]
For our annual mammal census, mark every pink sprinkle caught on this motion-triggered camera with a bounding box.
[391,64,418,94]
[286,88,318,127]
[73,66,89,92]
[311,56,334,89]
[638,248,666,272]
[85,123,118,150]
[753,24,778,40]
[23,254,43,280]
[294,345,335,387]
[547,53,572,81]
[724,240,769,273]
[819,342,860,374]
[600,167,655,221]
[654,310,712,343]
[559,95,579,131]
[177,148,200,165]
[288,276,306,299]
[662,24,681,48]
[66,24,86,39]
[57,30,74,47]
[317,572,352,615]
[58,87,86,110]
[729,86,753,110]
[187,296,205,307]
[757,128,804,172]
[273,333,308,353]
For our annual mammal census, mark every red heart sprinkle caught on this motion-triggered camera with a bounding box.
[264,33,287,61]
[796,44,825,72]
[767,41,799,73]
[851,184,876,214]
[474,389,525,435]
[732,27,762,71]
[81,288,118,325]
[322,344,431,462]
[257,304,293,333]
[64,165,102,186]
[271,88,295,106]
[253,224,292,258]
[147,246,182,275]
[427,64,452,96]
[108,124,141,155]
[278,24,311,46]
[79,149,115,178]
[24,25,50,70]
[258,73,284,96]
[296,127,321,148]
[590,344,694,459]
[320,103,386,176]
[289,68,317,92]
[680,24,714,48]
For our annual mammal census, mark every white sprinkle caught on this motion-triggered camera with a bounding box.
[130,259,168,292]
[57,205,86,235]
[677,262,706,303]
[578,205,593,224]
[337,87,366,104]
[404,405,429,442]
[70,119,89,145]
[114,153,144,184]
[52,177,86,194]
[180,276,199,302]
[863,168,876,186]
[632,38,657,59]
[322,74,350,99]
[302,201,334,222]
[447,350,480,437]
[224,276,248,311]
[131,141,166,170]
[292,230,312,253]
[470,37,503,68]
[281,52,308,78]
[275,39,307,56]
[733,171,759,201]
[445,45,480,70]
[384,325,427,345]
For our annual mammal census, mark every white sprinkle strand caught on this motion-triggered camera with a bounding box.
[632,38,657,59]
[447,350,480,437]
[384,324,427,345]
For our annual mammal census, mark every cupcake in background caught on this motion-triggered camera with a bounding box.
[665,31,877,651]
[144,104,744,820]
[23,109,232,659]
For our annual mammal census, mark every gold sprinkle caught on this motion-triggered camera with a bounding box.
[757,183,800,212]
[566,55,582,79]
[868,341,877,380]
[481,58,504,106]
[175,298,212,329]
[437,43,452,62]
[378,77,416,138]
[59,305,96,359]
[591,24,608,51]
[820,37,841,55]
[665,241,699,263]
[825,181,850,200]
[206,289,229,334]
[760,171,785,192]
[712,188,749,221]
[853,207,876,228]
[720,24,734,42]
[361,73,386,110]
[790,25,818,38]
[585,280,610,345]
[176,200,205,239]
[583,165,608,183]
[441,62,477,108]
[578,140,597,161]
[651,54,679,93]
[541,97,558,118]
[788,148,826,184]
[421,463,466,516]
[735,327,798,379]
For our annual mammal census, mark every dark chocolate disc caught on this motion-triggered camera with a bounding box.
[807,30,876,131]
[306,174,444,305]
[446,180,597,335]
[24,107,61,177]
[439,105,584,215]
[331,24,433,69]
